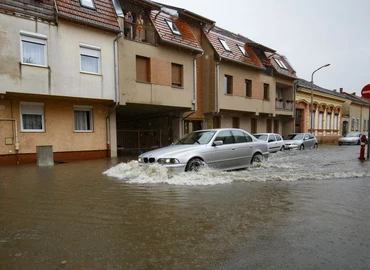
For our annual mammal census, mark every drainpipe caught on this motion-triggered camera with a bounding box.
[215,56,222,114]
[182,52,204,134]
[106,31,123,150]
[293,80,298,133]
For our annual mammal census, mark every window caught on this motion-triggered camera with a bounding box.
[80,44,100,74]
[356,118,360,131]
[136,55,150,82]
[165,20,181,36]
[20,102,44,132]
[171,63,183,87]
[364,119,367,131]
[274,58,288,69]
[224,75,233,94]
[351,117,355,131]
[20,31,47,66]
[334,114,338,130]
[245,79,252,97]
[319,112,324,129]
[263,84,269,100]
[237,44,249,57]
[219,38,231,52]
[215,130,234,144]
[80,0,95,9]
[326,113,331,129]
[74,106,93,132]
[232,130,252,143]
[232,117,240,128]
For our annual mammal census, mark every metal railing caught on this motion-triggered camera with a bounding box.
[123,22,158,45]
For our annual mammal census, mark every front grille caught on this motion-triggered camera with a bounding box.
[143,157,156,163]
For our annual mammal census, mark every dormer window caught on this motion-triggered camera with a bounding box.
[219,38,231,52]
[237,44,250,57]
[275,58,288,69]
[80,0,95,9]
[166,20,181,36]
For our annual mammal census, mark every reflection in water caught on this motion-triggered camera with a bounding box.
[1,146,370,269]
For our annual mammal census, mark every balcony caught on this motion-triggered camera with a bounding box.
[275,99,293,111]
[123,22,158,46]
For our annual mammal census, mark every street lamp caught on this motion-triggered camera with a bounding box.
[310,64,330,134]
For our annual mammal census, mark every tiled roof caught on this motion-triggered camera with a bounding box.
[297,78,346,99]
[204,27,265,69]
[149,10,203,53]
[265,52,296,78]
[0,0,55,21]
[55,0,120,32]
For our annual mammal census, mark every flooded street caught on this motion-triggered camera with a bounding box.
[1,145,370,269]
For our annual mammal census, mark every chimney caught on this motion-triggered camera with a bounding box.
[340,88,343,93]
[333,89,337,92]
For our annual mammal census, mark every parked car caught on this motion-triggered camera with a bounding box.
[338,132,368,145]
[253,133,285,153]
[283,133,318,150]
[138,128,269,172]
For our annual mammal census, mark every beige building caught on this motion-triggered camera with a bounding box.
[295,79,346,143]
[0,0,120,165]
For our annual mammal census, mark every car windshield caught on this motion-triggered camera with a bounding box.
[344,132,360,137]
[174,130,216,145]
[284,134,304,140]
[254,134,268,141]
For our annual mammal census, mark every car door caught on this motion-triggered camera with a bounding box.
[207,130,236,170]
[275,134,284,150]
[231,130,254,167]
[303,133,313,148]
[267,134,279,152]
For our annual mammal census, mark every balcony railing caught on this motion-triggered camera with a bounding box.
[124,22,158,46]
[275,100,293,111]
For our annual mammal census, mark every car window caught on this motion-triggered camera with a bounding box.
[268,135,276,142]
[254,134,268,141]
[215,130,234,144]
[232,130,251,143]
[284,134,303,140]
[275,134,282,141]
[304,134,310,140]
[174,130,216,145]
[308,134,315,139]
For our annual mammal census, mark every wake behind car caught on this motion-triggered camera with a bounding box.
[283,133,318,150]
[253,133,285,153]
[138,128,269,172]
[338,132,368,145]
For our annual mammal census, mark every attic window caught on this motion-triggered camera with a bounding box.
[219,38,231,52]
[237,45,250,58]
[80,0,95,9]
[275,58,288,69]
[166,20,181,36]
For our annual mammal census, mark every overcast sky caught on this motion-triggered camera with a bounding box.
[156,0,370,96]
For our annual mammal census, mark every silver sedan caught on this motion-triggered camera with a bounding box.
[138,128,269,172]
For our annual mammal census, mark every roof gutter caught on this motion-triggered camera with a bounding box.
[161,38,203,54]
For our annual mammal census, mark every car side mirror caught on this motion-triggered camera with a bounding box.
[213,140,223,146]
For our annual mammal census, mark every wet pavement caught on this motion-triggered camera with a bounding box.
[0,145,370,269]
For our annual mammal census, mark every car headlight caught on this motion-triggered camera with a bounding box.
[157,158,180,164]
[138,157,143,163]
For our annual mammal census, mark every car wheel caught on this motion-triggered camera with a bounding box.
[357,140,361,145]
[338,142,342,146]
[313,143,318,149]
[185,158,204,172]
[251,153,263,164]
[280,145,285,151]
[299,144,304,150]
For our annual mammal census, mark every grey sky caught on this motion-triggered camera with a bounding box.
[156,0,370,96]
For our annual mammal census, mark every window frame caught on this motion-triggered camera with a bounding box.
[224,75,233,95]
[80,43,101,75]
[80,0,96,9]
[74,105,93,132]
[20,102,45,132]
[136,55,151,83]
[165,19,181,36]
[20,30,47,67]
[263,84,269,100]
[237,44,249,57]
[244,79,252,97]
[171,63,183,87]
[219,38,232,52]
[274,58,288,69]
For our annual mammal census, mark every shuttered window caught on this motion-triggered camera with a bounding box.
[172,63,183,87]
[136,56,150,82]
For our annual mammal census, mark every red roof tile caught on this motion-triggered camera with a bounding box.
[55,0,120,32]
[149,10,203,53]
[204,30,265,70]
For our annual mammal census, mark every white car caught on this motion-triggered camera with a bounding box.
[138,128,269,172]
[253,133,285,153]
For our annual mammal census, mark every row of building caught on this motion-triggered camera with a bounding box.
[0,0,369,165]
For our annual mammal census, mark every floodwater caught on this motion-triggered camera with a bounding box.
[1,145,370,269]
